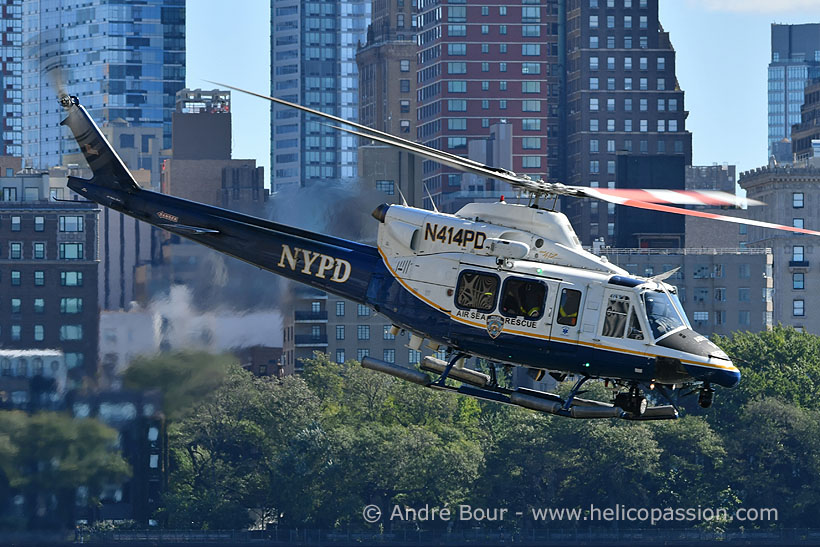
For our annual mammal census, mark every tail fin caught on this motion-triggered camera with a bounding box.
[59,95,141,193]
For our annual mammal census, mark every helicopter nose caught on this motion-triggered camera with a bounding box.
[655,328,740,387]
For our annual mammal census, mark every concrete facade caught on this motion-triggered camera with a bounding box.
[739,164,820,332]
[602,248,773,336]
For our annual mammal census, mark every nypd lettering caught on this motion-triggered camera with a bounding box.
[277,244,351,283]
[424,223,486,249]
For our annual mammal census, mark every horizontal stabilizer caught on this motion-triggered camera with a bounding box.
[158,223,220,235]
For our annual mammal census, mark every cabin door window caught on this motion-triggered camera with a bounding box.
[557,288,582,326]
[500,278,547,319]
[455,271,499,312]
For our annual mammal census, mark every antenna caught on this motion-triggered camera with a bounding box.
[424,183,439,213]
[396,185,409,207]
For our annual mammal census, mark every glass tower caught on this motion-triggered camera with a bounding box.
[21,0,185,169]
[768,23,820,159]
[270,0,370,192]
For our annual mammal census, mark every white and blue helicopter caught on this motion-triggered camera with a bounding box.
[58,88,820,421]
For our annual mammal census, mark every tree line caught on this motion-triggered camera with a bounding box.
[2,326,820,531]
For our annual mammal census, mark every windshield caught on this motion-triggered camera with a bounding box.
[642,291,686,340]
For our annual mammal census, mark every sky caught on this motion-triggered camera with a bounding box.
[185,0,820,189]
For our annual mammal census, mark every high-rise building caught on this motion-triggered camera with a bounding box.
[270,0,370,192]
[21,0,185,169]
[791,78,820,161]
[416,0,561,212]
[565,0,692,245]
[0,0,22,157]
[768,24,820,161]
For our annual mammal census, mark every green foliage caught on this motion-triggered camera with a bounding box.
[154,329,820,531]
[0,411,130,530]
[713,326,820,414]
[123,351,235,420]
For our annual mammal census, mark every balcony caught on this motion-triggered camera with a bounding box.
[789,260,810,269]
[294,335,328,347]
[294,310,328,323]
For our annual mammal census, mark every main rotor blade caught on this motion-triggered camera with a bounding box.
[207,80,520,179]
[615,198,820,236]
[581,188,763,208]
[319,122,539,189]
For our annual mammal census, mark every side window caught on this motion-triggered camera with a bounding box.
[500,278,546,319]
[557,289,582,326]
[602,294,630,337]
[456,271,499,312]
[627,309,644,340]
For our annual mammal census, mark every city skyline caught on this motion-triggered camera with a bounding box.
[187,0,820,190]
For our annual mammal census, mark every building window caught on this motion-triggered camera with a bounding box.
[589,15,599,28]
[34,271,44,286]
[794,273,805,290]
[693,311,709,322]
[34,216,44,231]
[590,98,599,111]
[311,301,321,313]
[33,242,45,259]
[408,349,421,364]
[59,325,83,341]
[383,325,396,340]
[61,271,83,286]
[793,192,804,208]
[11,271,20,286]
[794,218,804,230]
[336,325,345,340]
[590,77,599,90]
[738,310,751,326]
[383,349,395,363]
[34,325,44,342]
[400,79,410,93]
[376,180,395,195]
[59,216,84,232]
[11,216,20,231]
[738,288,750,302]
[10,242,21,259]
[59,243,84,260]
[335,349,345,364]
[400,59,410,72]
[793,245,805,262]
[34,298,44,313]
[11,325,20,341]
[11,298,21,313]
[794,299,805,316]
[60,297,83,314]
[357,325,370,340]
[357,349,369,361]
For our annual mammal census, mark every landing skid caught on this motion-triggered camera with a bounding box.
[360,356,678,421]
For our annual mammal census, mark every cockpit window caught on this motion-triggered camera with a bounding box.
[500,278,546,319]
[627,309,644,340]
[642,291,686,340]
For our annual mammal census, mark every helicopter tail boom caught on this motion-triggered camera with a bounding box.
[61,96,380,305]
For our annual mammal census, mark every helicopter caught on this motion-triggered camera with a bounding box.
[57,88,820,421]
